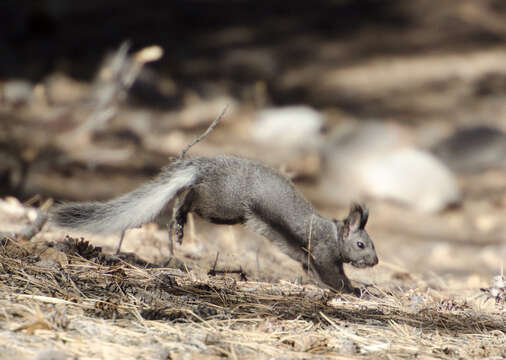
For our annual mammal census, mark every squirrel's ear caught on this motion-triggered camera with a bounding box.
[346,203,369,232]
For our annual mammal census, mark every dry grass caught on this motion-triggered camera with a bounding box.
[0,233,504,360]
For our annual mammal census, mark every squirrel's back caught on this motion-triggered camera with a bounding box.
[188,156,316,223]
[52,155,314,234]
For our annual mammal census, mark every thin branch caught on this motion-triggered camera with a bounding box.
[306,214,315,276]
[115,230,126,255]
[17,211,48,241]
[167,197,180,255]
[211,251,220,273]
[178,104,229,159]
[208,253,248,281]
[208,268,248,281]
[73,42,163,135]
[17,199,52,241]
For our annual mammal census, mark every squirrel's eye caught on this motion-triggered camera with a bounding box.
[357,241,365,249]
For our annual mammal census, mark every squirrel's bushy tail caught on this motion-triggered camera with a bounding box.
[52,162,198,233]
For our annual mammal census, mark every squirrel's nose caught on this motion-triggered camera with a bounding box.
[371,255,379,266]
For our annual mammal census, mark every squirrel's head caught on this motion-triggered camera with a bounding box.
[336,203,378,268]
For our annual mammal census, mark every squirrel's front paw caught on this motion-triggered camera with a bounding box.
[339,283,363,297]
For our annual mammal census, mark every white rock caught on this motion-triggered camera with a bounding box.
[322,122,460,212]
[0,197,27,219]
[361,147,460,212]
[2,79,33,105]
[253,106,325,150]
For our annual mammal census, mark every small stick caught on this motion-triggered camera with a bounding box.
[167,197,180,255]
[187,212,196,243]
[115,230,126,255]
[208,253,248,282]
[211,251,220,273]
[306,214,315,275]
[178,104,229,160]
[255,246,261,278]
[17,211,48,241]
[23,194,42,207]
[17,199,52,241]
[167,219,175,255]
[208,268,248,281]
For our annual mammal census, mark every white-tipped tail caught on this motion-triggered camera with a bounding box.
[52,164,198,233]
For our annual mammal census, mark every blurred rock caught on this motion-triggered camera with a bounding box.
[0,196,30,221]
[362,147,460,212]
[44,73,89,105]
[1,79,33,106]
[431,126,506,173]
[252,105,326,151]
[321,122,460,212]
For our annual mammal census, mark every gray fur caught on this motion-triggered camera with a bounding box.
[52,155,378,294]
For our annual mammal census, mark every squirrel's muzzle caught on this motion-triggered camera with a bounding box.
[351,254,378,268]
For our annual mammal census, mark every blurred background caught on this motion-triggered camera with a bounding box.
[1,0,505,291]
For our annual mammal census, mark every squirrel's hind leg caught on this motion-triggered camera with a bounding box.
[170,189,195,246]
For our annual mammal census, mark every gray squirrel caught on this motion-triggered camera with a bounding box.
[52,155,378,294]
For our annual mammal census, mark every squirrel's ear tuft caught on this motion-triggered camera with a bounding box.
[346,203,369,231]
